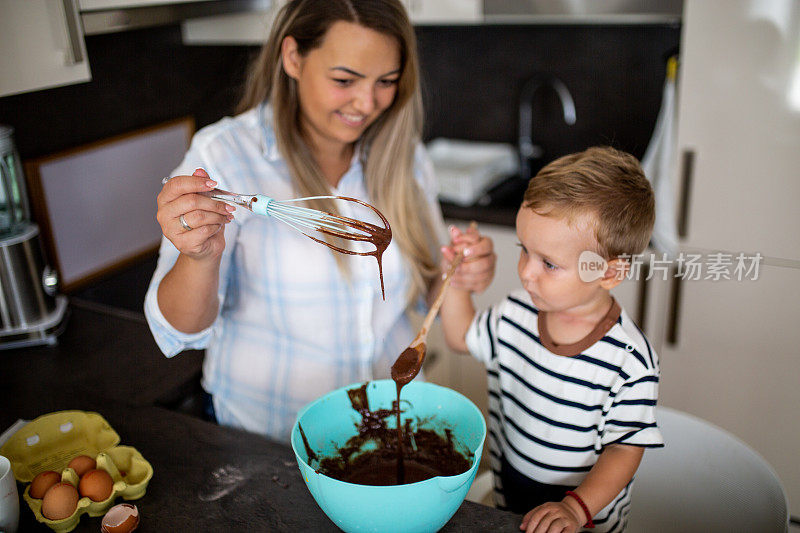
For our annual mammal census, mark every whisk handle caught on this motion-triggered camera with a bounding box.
[200,189,273,216]
[249,194,273,216]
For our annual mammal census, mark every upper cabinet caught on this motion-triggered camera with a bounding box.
[400,0,481,24]
[181,0,679,46]
[483,0,681,24]
[181,0,481,46]
[0,0,91,97]
[181,9,275,46]
[78,0,214,8]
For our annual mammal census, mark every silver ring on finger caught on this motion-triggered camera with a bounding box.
[179,214,193,231]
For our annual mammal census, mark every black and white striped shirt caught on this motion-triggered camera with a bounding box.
[466,290,664,532]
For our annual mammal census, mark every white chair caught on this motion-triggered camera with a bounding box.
[466,407,790,532]
[628,406,789,532]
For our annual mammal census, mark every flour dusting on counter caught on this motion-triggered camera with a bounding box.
[198,465,247,502]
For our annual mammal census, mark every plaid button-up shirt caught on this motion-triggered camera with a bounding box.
[145,104,446,441]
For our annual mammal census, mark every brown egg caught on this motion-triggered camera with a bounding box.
[101,503,140,533]
[67,455,96,477]
[79,468,114,501]
[41,482,80,520]
[30,470,61,499]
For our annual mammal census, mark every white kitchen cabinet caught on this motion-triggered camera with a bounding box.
[78,0,213,8]
[181,0,481,45]
[181,10,274,46]
[646,0,800,513]
[672,3,800,261]
[0,0,91,97]
[400,0,481,24]
[609,247,670,352]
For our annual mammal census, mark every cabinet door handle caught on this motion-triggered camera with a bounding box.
[677,149,695,239]
[665,265,683,346]
[636,262,650,333]
[61,0,84,64]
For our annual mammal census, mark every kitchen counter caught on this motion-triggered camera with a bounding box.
[439,175,528,228]
[1,302,522,531]
[1,301,205,413]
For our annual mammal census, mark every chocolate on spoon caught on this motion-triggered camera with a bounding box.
[391,248,467,387]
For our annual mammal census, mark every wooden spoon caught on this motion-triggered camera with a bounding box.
[391,249,467,387]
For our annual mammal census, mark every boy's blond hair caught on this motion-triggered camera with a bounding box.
[523,146,655,259]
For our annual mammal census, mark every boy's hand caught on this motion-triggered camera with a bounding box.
[440,223,496,293]
[519,500,582,533]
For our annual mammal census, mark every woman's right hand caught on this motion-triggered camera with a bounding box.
[156,168,235,260]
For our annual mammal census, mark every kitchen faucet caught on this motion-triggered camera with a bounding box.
[518,75,577,181]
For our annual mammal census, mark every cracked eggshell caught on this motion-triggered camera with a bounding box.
[101,503,140,533]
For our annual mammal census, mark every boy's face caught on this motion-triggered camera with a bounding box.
[516,207,610,314]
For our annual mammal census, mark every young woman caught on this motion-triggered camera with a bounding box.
[146,0,495,441]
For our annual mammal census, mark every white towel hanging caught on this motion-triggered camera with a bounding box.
[641,56,680,256]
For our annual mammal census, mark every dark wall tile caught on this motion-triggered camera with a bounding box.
[416,24,681,164]
[1,22,679,167]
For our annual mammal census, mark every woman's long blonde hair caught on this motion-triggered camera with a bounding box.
[238,0,438,303]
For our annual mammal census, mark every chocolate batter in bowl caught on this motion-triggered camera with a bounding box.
[291,380,486,533]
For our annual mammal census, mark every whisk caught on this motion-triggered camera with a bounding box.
[162,177,392,298]
[205,187,390,250]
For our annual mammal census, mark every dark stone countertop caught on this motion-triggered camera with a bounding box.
[1,302,522,531]
[1,302,205,414]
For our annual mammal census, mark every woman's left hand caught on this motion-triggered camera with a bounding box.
[440,223,496,293]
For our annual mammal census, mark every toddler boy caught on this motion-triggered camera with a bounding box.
[441,146,663,533]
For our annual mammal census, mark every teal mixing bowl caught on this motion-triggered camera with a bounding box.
[291,380,486,533]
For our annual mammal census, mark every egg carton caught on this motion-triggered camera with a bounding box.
[0,410,153,533]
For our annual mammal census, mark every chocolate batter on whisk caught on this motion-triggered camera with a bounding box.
[306,196,392,300]
[202,188,392,300]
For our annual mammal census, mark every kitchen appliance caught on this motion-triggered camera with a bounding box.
[0,125,67,349]
[0,125,30,235]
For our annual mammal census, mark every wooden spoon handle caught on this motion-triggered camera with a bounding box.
[418,252,464,337]
[416,221,478,341]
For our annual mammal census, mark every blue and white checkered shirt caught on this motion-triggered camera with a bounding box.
[145,104,447,441]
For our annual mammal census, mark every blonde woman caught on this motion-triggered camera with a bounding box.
[146,0,495,441]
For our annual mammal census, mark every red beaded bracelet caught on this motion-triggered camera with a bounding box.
[564,490,595,529]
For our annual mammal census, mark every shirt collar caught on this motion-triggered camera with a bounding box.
[259,102,282,162]
[258,101,366,181]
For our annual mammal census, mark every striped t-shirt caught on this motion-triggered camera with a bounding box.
[466,289,663,532]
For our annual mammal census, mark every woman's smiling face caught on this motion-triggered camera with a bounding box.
[282,21,401,152]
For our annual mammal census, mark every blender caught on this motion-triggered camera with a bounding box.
[0,125,67,349]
